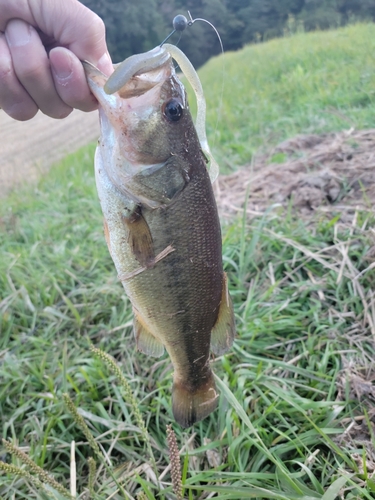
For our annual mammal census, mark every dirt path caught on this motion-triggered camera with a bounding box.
[0,109,99,198]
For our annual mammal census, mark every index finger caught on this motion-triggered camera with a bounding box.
[0,0,112,74]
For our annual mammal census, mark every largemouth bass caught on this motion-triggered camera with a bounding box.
[83,44,235,428]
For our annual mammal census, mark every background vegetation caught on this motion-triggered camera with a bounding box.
[80,0,375,67]
[1,22,375,500]
[199,22,375,169]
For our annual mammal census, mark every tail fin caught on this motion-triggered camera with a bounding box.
[172,370,219,428]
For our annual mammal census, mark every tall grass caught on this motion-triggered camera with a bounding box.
[1,24,375,499]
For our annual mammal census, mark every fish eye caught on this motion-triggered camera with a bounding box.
[163,99,183,122]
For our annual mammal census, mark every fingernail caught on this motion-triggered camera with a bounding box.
[6,20,31,47]
[52,51,73,81]
[97,52,113,75]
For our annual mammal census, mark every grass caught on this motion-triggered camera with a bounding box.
[197,22,375,170]
[1,23,375,499]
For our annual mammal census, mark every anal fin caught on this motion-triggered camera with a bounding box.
[210,273,236,356]
[133,310,164,358]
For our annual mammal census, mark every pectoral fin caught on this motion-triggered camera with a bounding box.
[122,208,154,267]
[210,273,236,356]
[133,310,164,358]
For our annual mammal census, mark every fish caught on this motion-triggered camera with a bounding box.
[83,44,235,428]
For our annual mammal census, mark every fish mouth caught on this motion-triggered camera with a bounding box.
[82,53,180,193]
[83,46,173,103]
[104,46,171,95]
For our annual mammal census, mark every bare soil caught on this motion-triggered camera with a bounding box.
[215,128,375,222]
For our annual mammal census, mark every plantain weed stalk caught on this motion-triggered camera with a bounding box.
[89,344,158,478]
[1,439,74,499]
[166,425,183,500]
[63,393,104,461]
[87,456,97,498]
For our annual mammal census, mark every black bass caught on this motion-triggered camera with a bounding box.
[83,44,235,428]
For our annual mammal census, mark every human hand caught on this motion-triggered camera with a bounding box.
[0,0,113,120]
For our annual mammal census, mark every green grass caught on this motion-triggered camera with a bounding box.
[198,22,375,169]
[1,24,375,499]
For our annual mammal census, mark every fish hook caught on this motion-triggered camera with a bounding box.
[160,11,224,57]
